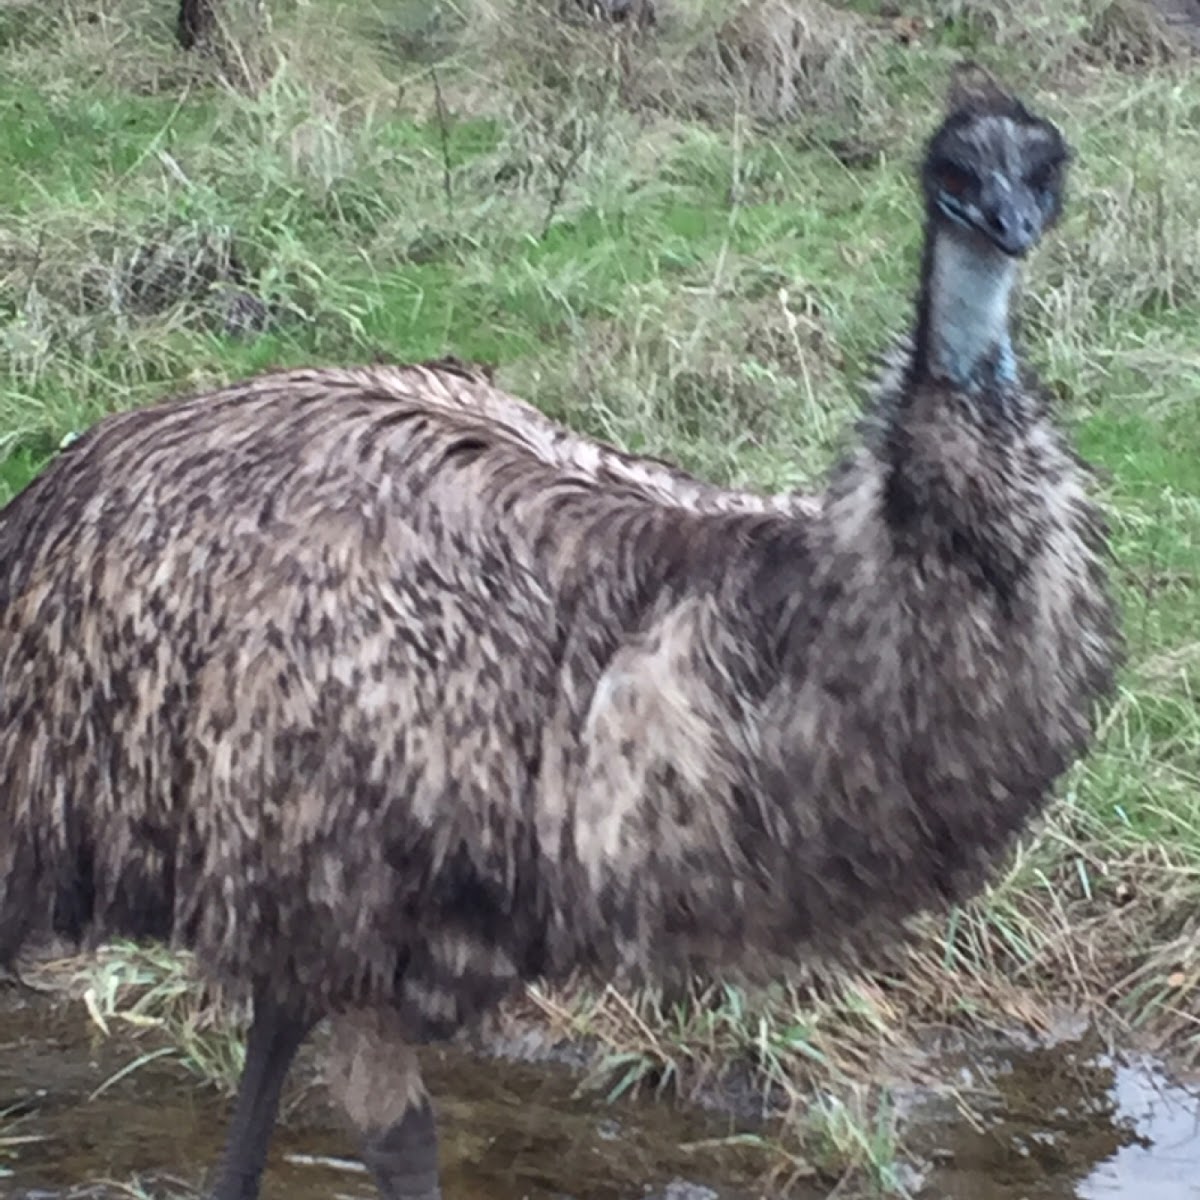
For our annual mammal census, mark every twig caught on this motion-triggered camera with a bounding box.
[21,229,46,315]
[541,133,589,239]
[284,1152,369,1174]
[430,67,454,221]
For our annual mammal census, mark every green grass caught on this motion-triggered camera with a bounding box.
[3,0,1200,1193]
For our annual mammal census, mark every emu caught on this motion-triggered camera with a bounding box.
[0,68,1117,1200]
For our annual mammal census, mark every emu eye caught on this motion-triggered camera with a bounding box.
[1026,149,1066,193]
[936,163,975,198]
[1026,163,1055,192]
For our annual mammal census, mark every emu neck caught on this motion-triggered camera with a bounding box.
[916,229,1019,390]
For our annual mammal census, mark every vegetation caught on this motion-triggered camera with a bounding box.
[2,0,1198,1192]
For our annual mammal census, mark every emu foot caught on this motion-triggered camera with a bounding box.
[359,1098,442,1200]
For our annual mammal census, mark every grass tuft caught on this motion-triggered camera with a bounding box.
[34,943,249,1097]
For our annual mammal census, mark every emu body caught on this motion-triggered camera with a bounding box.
[0,69,1118,1200]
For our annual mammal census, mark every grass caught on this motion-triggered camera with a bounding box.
[2,0,1199,1193]
[0,1108,51,1181]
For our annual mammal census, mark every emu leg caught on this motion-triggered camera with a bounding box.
[359,1098,442,1200]
[325,1008,442,1200]
[206,993,314,1200]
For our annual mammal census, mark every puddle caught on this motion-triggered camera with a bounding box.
[3,989,1200,1199]
[904,1032,1200,1198]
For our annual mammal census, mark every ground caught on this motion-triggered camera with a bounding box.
[0,0,1198,1195]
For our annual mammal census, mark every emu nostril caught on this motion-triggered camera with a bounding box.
[984,202,1036,251]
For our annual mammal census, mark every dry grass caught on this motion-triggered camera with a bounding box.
[908,0,1186,72]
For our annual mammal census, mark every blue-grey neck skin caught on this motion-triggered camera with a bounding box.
[924,227,1019,390]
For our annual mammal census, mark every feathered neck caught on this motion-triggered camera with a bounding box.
[911,226,1020,391]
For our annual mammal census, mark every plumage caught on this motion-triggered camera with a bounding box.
[0,65,1118,1200]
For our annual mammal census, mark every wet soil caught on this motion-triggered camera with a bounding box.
[0,990,779,1200]
[3,988,1200,1200]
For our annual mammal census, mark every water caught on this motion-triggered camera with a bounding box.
[0,991,771,1200]
[910,1035,1200,1199]
[3,987,1200,1199]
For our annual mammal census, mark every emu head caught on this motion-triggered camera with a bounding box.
[921,64,1071,260]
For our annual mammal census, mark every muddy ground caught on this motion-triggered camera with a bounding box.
[3,983,1200,1199]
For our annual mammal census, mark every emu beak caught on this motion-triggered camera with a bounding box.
[976,175,1043,258]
